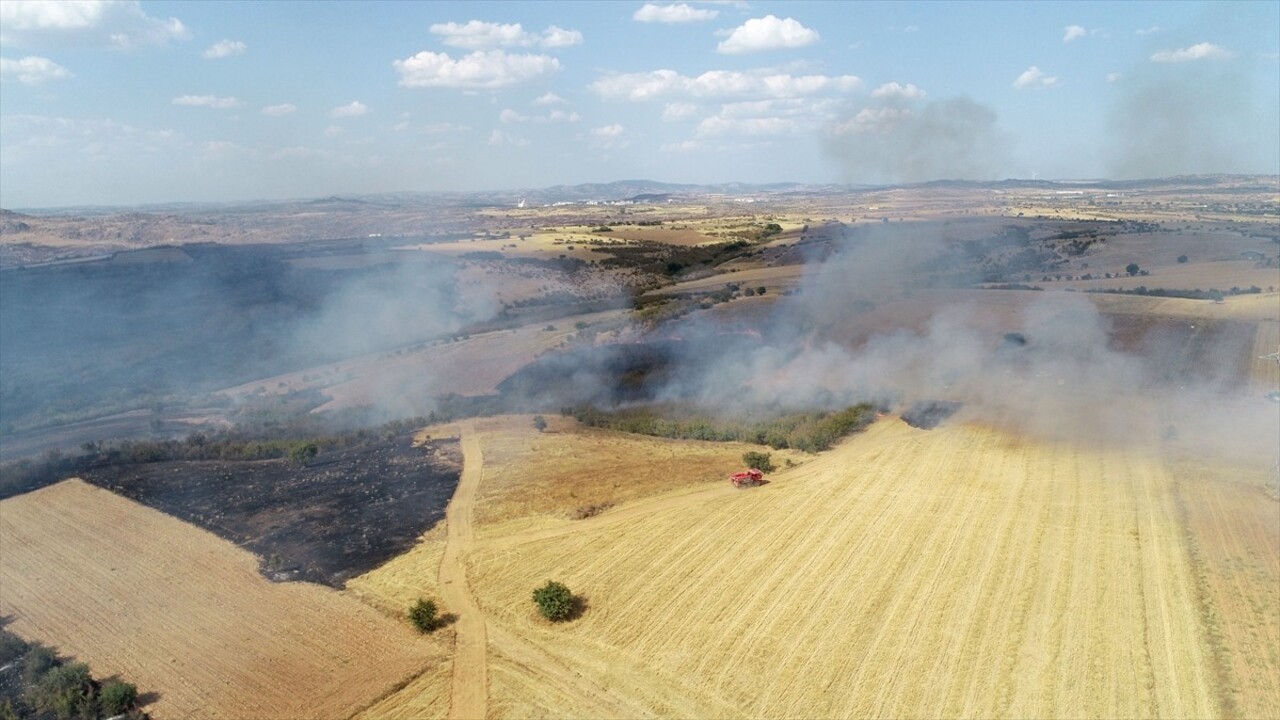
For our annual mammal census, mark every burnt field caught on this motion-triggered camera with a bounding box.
[81,434,460,587]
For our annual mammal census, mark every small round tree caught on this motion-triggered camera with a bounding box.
[1125,262,1140,276]
[532,415,548,432]
[408,598,438,633]
[532,581,575,622]
[99,680,139,716]
[742,451,776,473]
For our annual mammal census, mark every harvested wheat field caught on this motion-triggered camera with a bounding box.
[0,479,444,720]
[467,414,807,538]
[461,418,1277,718]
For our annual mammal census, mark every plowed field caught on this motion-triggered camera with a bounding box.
[0,480,442,720]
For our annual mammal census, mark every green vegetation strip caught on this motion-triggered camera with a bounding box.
[566,403,877,453]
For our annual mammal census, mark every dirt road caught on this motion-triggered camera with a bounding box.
[439,424,488,720]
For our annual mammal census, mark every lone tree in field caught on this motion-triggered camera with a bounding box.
[408,598,438,633]
[532,415,548,432]
[1177,254,1189,263]
[1126,262,1140,276]
[532,581,575,622]
[743,451,776,473]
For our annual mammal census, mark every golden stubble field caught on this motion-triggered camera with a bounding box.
[455,418,1277,718]
[0,480,448,720]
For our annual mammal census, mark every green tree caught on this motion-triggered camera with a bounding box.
[532,581,576,622]
[408,598,438,633]
[532,415,548,432]
[742,451,775,473]
[1125,262,1140,276]
[99,680,138,716]
[1177,254,1188,263]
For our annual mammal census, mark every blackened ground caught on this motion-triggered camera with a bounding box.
[82,434,461,588]
[902,401,964,430]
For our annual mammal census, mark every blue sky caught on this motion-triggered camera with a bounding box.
[1,1,1277,207]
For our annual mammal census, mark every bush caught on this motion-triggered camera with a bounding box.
[532,415,547,432]
[408,598,438,633]
[22,646,58,684]
[742,451,776,473]
[532,581,575,622]
[1126,262,1140,276]
[1177,254,1188,263]
[99,679,138,716]
[288,441,318,466]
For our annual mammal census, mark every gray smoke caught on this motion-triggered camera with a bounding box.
[1105,58,1276,178]
[825,97,1013,184]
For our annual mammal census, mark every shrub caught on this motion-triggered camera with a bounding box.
[532,581,575,622]
[21,646,58,684]
[1125,262,1140,276]
[288,441,318,466]
[532,415,548,432]
[742,451,776,473]
[1177,254,1188,263]
[99,679,138,716]
[408,598,438,633]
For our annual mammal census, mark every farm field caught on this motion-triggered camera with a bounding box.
[0,479,445,720]
[458,418,1274,718]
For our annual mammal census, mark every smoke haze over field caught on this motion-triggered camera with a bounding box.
[626,225,1277,466]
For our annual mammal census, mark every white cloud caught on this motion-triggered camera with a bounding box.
[833,106,913,134]
[488,129,528,147]
[1105,72,1121,83]
[696,115,797,137]
[589,123,626,149]
[694,97,840,138]
[172,94,241,109]
[1136,26,1161,35]
[394,49,560,89]
[1063,25,1086,43]
[330,101,367,118]
[541,26,583,48]
[500,107,578,123]
[0,0,188,48]
[1012,66,1057,89]
[1150,42,1234,62]
[903,25,919,33]
[591,68,860,101]
[533,92,563,105]
[323,125,343,137]
[543,109,579,123]
[871,82,925,100]
[428,20,582,50]
[717,15,819,54]
[0,55,73,84]
[421,122,469,134]
[662,102,698,120]
[262,103,296,116]
[202,38,246,59]
[633,3,718,23]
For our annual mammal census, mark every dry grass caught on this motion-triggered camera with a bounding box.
[1173,462,1280,718]
[0,479,443,720]
[466,420,1223,718]
[468,415,807,538]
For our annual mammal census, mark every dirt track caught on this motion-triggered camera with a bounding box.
[439,424,488,720]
